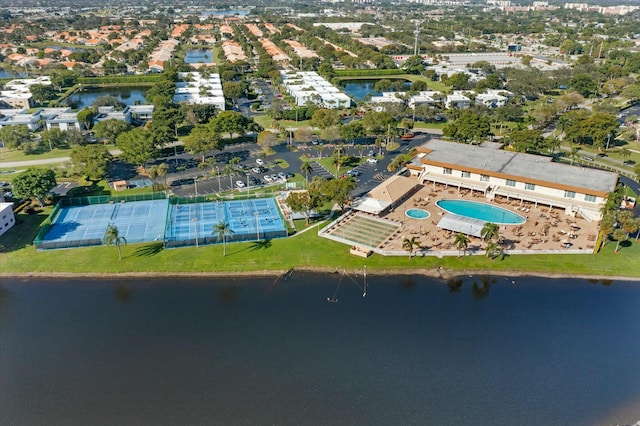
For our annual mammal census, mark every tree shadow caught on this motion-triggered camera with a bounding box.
[399,276,417,289]
[249,239,272,251]
[114,285,132,303]
[472,276,496,299]
[446,278,464,293]
[133,242,164,257]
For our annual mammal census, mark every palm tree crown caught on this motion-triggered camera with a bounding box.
[103,224,127,260]
[481,222,500,242]
[213,221,235,256]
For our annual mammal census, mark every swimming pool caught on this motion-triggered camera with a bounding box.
[436,200,525,224]
[405,208,430,219]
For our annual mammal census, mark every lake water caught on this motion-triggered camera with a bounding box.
[342,79,411,101]
[0,69,26,79]
[66,86,149,109]
[201,9,250,16]
[184,49,213,64]
[1,273,640,425]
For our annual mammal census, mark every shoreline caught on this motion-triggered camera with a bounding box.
[0,267,635,282]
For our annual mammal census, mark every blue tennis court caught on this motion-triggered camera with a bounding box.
[42,199,169,247]
[166,198,286,246]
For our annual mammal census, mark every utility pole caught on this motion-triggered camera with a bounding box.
[413,21,420,56]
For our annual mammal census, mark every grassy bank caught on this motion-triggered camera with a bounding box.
[1,207,640,278]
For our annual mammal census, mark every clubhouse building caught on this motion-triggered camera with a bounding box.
[406,139,618,222]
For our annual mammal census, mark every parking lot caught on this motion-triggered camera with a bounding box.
[138,132,434,198]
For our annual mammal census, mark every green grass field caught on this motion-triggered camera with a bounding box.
[2,205,640,278]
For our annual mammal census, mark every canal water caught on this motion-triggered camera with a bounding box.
[66,86,148,110]
[1,273,639,425]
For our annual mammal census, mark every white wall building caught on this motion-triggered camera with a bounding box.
[370,92,405,112]
[0,110,43,130]
[475,90,513,108]
[173,72,225,111]
[407,139,618,221]
[0,202,15,238]
[281,71,351,109]
[445,91,472,109]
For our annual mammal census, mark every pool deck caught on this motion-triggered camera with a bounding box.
[325,182,600,256]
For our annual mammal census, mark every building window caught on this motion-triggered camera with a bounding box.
[480,174,489,182]
[461,171,470,178]
[506,179,516,187]
[564,190,576,199]
[585,194,596,202]
[525,183,536,191]
[443,168,452,175]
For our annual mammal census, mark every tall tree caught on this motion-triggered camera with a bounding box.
[11,168,56,206]
[481,222,500,243]
[92,119,131,144]
[285,190,321,225]
[300,162,313,185]
[402,236,421,258]
[76,108,97,130]
[0,125,30,150]
[71,145,112,181]
[103,224,126,260]
[213,221,234,256]
[183,123,221,162]
[116,128,157,171]
[454,232,469,258]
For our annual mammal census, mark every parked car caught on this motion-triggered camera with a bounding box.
[263,175,273,182]
[235,180,246,188]
[277,172,286,180]
[251,167,261,174]
[366,158,378,164]
[256,158,264,165]
[583,155,594,161]
[0,181,9,187]
[368,150,375,157]
[285,172,294,178]
[346,169,361,177]
[271,174,279,182]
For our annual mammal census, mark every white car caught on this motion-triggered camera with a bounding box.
[366,158,378,164]
[235,180,246,188]
[263,175,273,182]
[256,158,264,166]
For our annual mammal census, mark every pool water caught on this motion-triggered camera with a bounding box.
[436,199,525,224]
[405,208,430,219]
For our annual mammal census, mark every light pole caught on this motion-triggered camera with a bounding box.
[192,216,199,248]
[194,176,198,197]
[216,166,221,193]
[254,211,260,240]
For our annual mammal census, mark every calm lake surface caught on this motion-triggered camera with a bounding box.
[184,49,213,64]
[342,79,411,101]
[1,273,640,425]
[66,86,148,109]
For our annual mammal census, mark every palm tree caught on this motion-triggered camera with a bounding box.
[613,229,627,253]
[402,236,420,259]
[481,222,500,243]
[213,221,234,256]
[332,154,345,177]
[300,161,313,185]
[103,224,127,260]
[453,232,469,258]
[485,241,504,260]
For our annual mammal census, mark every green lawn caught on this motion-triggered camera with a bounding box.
[2,206,640,278]
[0,147,72,163]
